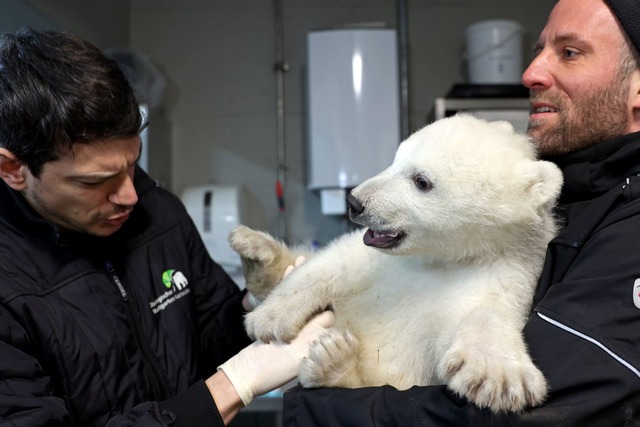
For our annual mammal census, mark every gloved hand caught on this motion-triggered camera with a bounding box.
[246,255,306,309]
[218,310,334,406]
[282,255,306,279]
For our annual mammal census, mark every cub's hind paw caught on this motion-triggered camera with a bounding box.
[299,329,360,388]
[441,345,547,412]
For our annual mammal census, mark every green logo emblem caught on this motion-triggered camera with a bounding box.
[162,269,175,288]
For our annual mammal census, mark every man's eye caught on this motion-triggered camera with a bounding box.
[563,49,579,59]
[77,180,102,187]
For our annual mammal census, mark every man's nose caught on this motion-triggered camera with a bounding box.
[522,51,553,90]
[109,175,138,206]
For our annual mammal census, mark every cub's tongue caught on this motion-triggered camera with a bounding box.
[363,229,402,249]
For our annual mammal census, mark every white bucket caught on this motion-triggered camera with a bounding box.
[465,20,523,84]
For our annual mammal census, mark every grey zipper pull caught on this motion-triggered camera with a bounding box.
[104,260,129,301]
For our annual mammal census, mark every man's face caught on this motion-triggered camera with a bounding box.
[522,0,640,156]
[21,136,141,237]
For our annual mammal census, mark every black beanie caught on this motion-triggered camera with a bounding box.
[604,0,640,55]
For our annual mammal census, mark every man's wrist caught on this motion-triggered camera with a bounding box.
[206,370,244,425]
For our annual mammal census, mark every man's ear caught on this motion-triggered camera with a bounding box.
[0,148,27,190]
[631,70,640,129]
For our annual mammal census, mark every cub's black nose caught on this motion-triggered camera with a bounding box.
[347,193,364,215]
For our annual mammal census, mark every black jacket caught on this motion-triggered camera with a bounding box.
[0,166,252,426]
[283,132,640,426]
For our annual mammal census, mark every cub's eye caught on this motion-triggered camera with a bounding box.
[413,174,432,191]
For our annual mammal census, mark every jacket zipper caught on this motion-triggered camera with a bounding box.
[104,259,169,400]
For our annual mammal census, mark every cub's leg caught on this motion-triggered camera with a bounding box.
[244,230,368,343]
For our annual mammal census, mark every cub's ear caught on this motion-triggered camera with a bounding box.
[0,148,26,190]
[523,160,563,207]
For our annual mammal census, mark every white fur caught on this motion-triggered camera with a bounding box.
[241,114,563,412]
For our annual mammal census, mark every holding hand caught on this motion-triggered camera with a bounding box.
[282,255,306,279]
[218,310,334,406]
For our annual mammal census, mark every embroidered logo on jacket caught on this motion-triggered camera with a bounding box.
[162,269,189,290]
[150,269,191,314]
[633,279,640,310]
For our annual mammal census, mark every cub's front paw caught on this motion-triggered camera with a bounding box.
[229,225,303,301]
[440,345,547,412]
[228,225,280,265]
[299,328,360,388]
[244,302,305,343]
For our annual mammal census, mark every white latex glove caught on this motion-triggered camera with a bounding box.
[283,255,306,279]
[246,255,306,309]
[218,310,333,406]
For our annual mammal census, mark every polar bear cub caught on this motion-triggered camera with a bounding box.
[231,114,563,412]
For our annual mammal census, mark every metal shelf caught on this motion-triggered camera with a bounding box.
[434,97,529,120]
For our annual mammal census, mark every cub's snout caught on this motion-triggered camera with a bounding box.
[347,193,364,221]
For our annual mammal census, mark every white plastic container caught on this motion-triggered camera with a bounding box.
[465,20,523,84]
[181,185,246,287]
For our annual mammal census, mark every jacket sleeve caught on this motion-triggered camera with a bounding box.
[282,195,640,426]
[0,305,70,425]
[0,304,227,427]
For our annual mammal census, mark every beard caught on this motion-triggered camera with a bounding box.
[527,79,630,156]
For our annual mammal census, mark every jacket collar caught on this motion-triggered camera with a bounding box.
[542,131,640,205]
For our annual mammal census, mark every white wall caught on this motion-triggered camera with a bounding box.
[20,0,130,49]
[0,0,52,33]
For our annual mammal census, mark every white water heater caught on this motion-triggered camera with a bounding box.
[307,28,401,214]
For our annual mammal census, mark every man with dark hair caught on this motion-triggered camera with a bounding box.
[283,0,640,425]
[0,27,333,426]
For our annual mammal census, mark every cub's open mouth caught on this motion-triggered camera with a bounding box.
[363,229,405,249]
